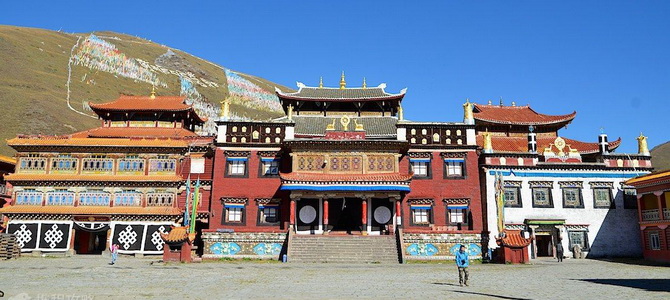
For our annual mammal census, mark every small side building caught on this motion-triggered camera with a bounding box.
[625,170,670,263]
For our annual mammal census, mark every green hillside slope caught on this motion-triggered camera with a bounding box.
[0,25,288,156]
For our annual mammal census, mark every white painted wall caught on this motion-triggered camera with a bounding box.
[484,168,645,258]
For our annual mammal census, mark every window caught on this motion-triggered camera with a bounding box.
[444,159,465,178]
[568,231,589,251]
[593,188,613,209]
[410,161,430,178]
[226,207,243,223]
[16,190,43,205]
[563,188,584,208]
[260,159,280,177]
[412,209,430,225]
[258,206,280,225]
[504,187,522,207]
[649,232,661,250]
[190,157,205,174]
[46,190,75,206]
[149,158,176,173]
[532,187,553,208]
[226,158,248,177]
[78,192,111,206]
[623,188,638,209]
[447,208,469,228]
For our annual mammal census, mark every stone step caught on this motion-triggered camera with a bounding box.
[289,234,400,264]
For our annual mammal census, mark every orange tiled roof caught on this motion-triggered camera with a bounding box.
[0,205,181,215]
[161,226,191,243]
[88,95,190,112]
[498,230,533,248]
[280,172,413,182]
[7,136,194,148]
[473,104,576,126]
[0,155,16,165]
[85,127,199,138]
[5,174,182,182]
[625,169,670,186]
[476,135,621,154]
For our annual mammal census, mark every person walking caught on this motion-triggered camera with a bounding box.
[556,239,564,262]
[455,245,469,287]
[109,243,119,265]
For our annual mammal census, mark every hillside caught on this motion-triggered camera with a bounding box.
[0,25,288,156]
[651,141,670,171]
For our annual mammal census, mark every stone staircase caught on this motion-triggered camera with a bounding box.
[289,235,400,263]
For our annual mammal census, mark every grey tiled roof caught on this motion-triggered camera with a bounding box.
[293,116,398,136]
[278,87,404,101]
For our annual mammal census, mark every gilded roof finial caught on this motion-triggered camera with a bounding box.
[362,77,367,89]
[637,132,650,156]
[398,104,404,120]
[340,71,346,89]
[150,85,156,99]
[319,77,323,89]
[220,98,230,119]
[287,103,294,121]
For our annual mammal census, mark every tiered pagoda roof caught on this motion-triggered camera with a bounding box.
[89,94,207,123]
[476,135,621,155]
[473,103,575,127]
[276,84,406,102]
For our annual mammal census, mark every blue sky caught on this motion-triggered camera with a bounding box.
[2,1,669,153]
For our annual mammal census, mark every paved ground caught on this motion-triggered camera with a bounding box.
[0,256,668,299]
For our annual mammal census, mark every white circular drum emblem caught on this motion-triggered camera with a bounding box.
[299,206,317,224]
[374,206,392,224]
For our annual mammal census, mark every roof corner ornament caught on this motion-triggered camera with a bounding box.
[399,87,407,94]
[274,86,282,93]
[378,83,387,89]
[637,132,650,156]
[319,77,323,89]
[150,85,156,99]
[463,98,474,124]
[339,71,346,89]
[296,82,306,89]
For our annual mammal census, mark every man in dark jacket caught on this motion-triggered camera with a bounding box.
[556,239,564,262]
[455,245,469,286]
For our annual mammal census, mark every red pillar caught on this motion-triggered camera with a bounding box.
[396,199,402,227]
[323,199,329,231]
[362,199,368,234]
[290,199,296,226]
[655,192,664,220]
[637,195,644,223]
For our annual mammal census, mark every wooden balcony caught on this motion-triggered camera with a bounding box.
[641,209,660,221]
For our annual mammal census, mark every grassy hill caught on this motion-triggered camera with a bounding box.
[0,25,288,156]
[651,141,670,171]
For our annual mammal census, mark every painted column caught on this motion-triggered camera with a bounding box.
[362,199,368,235]
[323,199,329,235]
[395,199,402,228]
[290,199,296,226]
[655,192,664,220]
[529,225,539,259]
[637,194,644,223]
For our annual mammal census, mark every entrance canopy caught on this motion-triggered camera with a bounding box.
[280,173,411,192]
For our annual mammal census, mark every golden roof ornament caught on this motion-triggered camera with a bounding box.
[150,85,156,99]
[398,104,404,120]
[340,115,350,131]
[354,119,364,131]
[326,119,336,131]
[319,77,323,89]
[553,137,567,156]
[287,103,294,121]
[482,131,493,153]
[220,98,230,119]
[637,132,649,155]
[339,71,346,89]
[463,99,474,122]
[362,77,367,89]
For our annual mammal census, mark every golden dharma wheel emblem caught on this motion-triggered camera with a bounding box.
[340,115,351,131]
[554,137,566,151]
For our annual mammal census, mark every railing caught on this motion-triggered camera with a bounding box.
[114,192,142,206]
[78,193,111,206]
[664,208,670,220]
[50,158,78,173]
[81,159,114,173]
[19,158,47,173]
[642,209,660,221]
[15,191,43,205]
[117,159,145,174]
[45,192,75,205]
[148,159,176,173]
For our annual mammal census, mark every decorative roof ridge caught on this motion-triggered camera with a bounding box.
[0,154,16,165]
[472,103,577,125]
[275,82,407,98]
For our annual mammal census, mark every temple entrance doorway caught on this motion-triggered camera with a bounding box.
[73,229,107,254]
[328,198,362,234]
[535,234,554,257]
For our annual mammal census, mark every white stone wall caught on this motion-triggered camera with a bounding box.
[484,168,645,258]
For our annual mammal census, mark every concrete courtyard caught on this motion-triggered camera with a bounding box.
[0,256,668,299]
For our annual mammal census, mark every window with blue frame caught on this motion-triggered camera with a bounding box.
[46,190,75,205]
[16,190,43,205]
[114,191,142,206]
[79,192,111,206]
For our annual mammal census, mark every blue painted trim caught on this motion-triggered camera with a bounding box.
[281,185,410,192]
[227,158,248,162]
[258,205,279,209]
[488,170,641,178]
[224,204,245,208]
[410,207,432,210]
[409,158,431,162]
[447,206,469,210]
[444,159,465,163]
[260,158,280,162]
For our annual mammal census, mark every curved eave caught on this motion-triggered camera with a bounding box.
[474,112,576,126]
[276,93,405,102]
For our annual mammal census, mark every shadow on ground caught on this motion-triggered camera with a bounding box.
[449,290,530,300]
[577,279,670,292]
[590,258,670,267]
